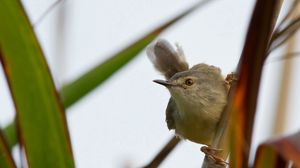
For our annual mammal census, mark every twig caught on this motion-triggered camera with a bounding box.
[272,0,300,40]
[201,0,284,167]
[269,16,300,53]
[143,136,180,168]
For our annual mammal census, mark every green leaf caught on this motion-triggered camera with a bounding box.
[0,131,16,168]
[60,0,210,107]
[0,0,75,167]
[3,0,208,150]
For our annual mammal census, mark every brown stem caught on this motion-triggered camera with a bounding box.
[202,0,283,167]
[143,136,181,168]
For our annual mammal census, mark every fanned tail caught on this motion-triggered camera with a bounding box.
[146,39,189,79]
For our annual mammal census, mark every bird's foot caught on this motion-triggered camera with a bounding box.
[200,146,228,166]
[225,72,238,90]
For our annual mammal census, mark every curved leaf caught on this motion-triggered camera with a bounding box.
[0,0,74,167]
[60,0,211,107]
[227,0,283,167]
[3,0,212,156]
[254,131,300,168]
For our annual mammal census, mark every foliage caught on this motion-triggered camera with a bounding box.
[0,0,300,167]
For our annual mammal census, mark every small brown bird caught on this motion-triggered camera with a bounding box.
[147,39,229,158]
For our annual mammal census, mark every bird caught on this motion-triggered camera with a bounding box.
[147,39,230,162]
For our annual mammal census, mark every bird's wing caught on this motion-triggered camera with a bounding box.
[146,39,189,79]
[166,98,177,130]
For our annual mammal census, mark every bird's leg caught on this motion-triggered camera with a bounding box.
[225,72,238,90]
[200,146,228,166]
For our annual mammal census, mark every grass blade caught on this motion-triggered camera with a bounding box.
[0,131,16,168]
[0,0,75,167]
[225,0,283,167]
[202,0,283,167]
[2,0,212,152]
[60,0,213,107]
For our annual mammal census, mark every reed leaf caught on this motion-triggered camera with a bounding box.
[0,0,75,167]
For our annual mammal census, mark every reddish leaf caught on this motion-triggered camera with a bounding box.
[254,131,300,168]
[227,0,283,167]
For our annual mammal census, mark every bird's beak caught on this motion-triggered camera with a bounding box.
[153,79,174,87]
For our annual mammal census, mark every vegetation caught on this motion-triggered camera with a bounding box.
[0,0,300,167]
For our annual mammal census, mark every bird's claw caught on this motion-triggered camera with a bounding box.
[225,72,237,90]
[200,146,228,166]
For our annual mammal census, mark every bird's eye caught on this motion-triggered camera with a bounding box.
[185,78,194,86]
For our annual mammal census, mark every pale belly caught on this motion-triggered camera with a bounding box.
[173,107,220,145]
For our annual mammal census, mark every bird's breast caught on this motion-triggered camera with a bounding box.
[172,99,222,145]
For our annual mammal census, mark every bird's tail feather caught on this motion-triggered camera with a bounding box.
[146,39,189,79]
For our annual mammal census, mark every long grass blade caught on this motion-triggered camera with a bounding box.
[0,0,75,167]
[60,0,213,108]
[225,0,283,167]
[202,0,283,167]
[3,0,213,152]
